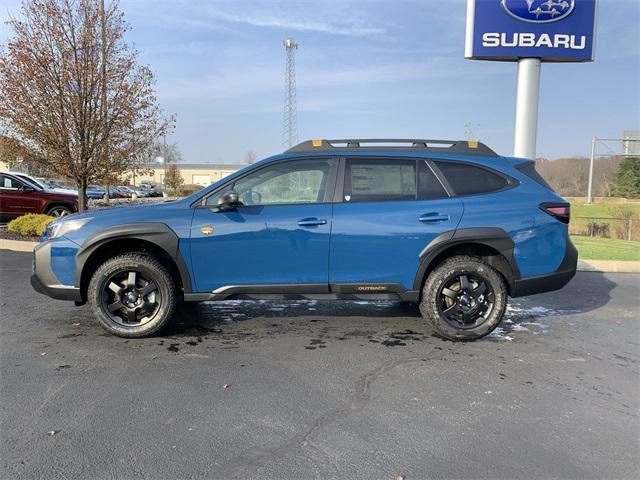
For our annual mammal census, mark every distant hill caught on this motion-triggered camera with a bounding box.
[535,156,621,197]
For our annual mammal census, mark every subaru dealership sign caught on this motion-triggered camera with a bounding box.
[465,0,598,62]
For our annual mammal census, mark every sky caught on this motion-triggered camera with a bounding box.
[1,0,638,163]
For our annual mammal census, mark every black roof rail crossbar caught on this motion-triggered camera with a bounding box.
[286,139,498,157]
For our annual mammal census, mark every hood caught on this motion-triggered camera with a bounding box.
[67,199,181,220]
[44,187,78,196]
[49,187,78,194]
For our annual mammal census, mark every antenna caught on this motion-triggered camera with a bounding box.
[282,38,298,147]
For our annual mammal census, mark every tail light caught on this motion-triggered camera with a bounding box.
[540,202,570,224]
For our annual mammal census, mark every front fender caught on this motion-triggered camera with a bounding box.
[74,222,193,293]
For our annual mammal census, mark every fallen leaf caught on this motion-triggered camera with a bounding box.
[223,384,231,389]
[395,475,405,480]
[71,322,81,327]
[47,430,59,436]
[40,352,47,356]
[324,363,333,368]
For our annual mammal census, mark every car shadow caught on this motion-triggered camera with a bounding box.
[161,271,617,343]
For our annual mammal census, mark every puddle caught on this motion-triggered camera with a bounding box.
[84,298,570,354]
[488,300,564,341]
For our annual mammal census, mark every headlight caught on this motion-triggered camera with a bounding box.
[46,217,93,239]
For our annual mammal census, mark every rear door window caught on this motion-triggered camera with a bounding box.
[434,161,508,196]
[418,160,449,200]
[344,158,416,202]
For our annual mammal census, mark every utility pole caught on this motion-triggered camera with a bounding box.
[100,0,108,194]
[587,135,596,204]
[586,136,639,204]
[100,0,107,126]
[282,39,298,148]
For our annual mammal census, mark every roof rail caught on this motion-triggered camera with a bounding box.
[286,139,498,157]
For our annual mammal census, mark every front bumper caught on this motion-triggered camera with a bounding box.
[31,242,82,302]
[511,236,578,297]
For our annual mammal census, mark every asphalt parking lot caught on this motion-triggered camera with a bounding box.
[1,249,638,480]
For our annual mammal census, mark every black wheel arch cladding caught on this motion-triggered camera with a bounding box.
[75,223,192,297]
[413,227,520,293]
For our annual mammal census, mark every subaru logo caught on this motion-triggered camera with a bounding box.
[501,0,575,23]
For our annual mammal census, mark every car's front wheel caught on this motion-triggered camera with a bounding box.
[420,255,507,341]
[88,253,177,337]
[46,205,72,217]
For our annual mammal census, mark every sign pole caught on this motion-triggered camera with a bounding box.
[513,58,541,159]
[465,0,598,158]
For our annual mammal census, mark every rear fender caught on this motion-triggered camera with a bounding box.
[413,227,520,292]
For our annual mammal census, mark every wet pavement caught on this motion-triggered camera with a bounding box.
[1,250,638,479]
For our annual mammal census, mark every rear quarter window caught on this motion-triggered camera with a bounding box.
[434,161,509,196]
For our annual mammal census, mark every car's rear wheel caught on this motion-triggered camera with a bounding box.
[88,253,177,337]
[420,255,507,341]
[46,205,72,217]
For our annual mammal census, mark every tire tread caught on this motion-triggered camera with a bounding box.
[87,252,177,338]
[419,255,507,341]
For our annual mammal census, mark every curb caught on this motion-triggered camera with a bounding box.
[0,239,38,252]
[577,259,640,274]
[1,238,639,273]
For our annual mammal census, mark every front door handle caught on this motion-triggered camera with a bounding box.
[419,213,450,222]
[298,217,327,227]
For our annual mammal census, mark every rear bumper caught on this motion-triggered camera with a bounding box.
[31,242,82,302]
[511,236,578,297]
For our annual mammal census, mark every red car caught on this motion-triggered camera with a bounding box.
[0,172,78,219]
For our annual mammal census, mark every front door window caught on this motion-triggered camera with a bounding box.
[205,158,332,207]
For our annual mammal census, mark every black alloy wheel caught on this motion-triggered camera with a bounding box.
[100,269,161,327]
[437,273,494,329]
[420,255,508,341]
[88,253,177,337]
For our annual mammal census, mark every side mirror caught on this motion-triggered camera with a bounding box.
[20,184,35,192]
[214,190,243,212]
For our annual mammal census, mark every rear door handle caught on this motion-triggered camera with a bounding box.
[419,213,450,222]
[297,217,327,227]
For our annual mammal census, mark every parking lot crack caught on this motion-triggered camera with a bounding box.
[216,353,436,478]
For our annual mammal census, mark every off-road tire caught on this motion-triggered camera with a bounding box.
[88,253,177,338]
[420,255,507,341]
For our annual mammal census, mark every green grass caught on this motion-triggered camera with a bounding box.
[571,235,640,261]
[570,201,640,219]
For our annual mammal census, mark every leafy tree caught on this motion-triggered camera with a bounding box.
[0,0,174,210]
[612,157,640,199]
[164,163,183,194]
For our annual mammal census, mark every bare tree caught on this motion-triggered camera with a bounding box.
[244,150,257,164]
[0,0,174,210]
[149,141,182,165]
[536,156,622,197]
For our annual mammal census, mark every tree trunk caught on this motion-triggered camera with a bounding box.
[77,178,88,212]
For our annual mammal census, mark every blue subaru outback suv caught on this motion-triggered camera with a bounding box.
[31,139,577,340]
